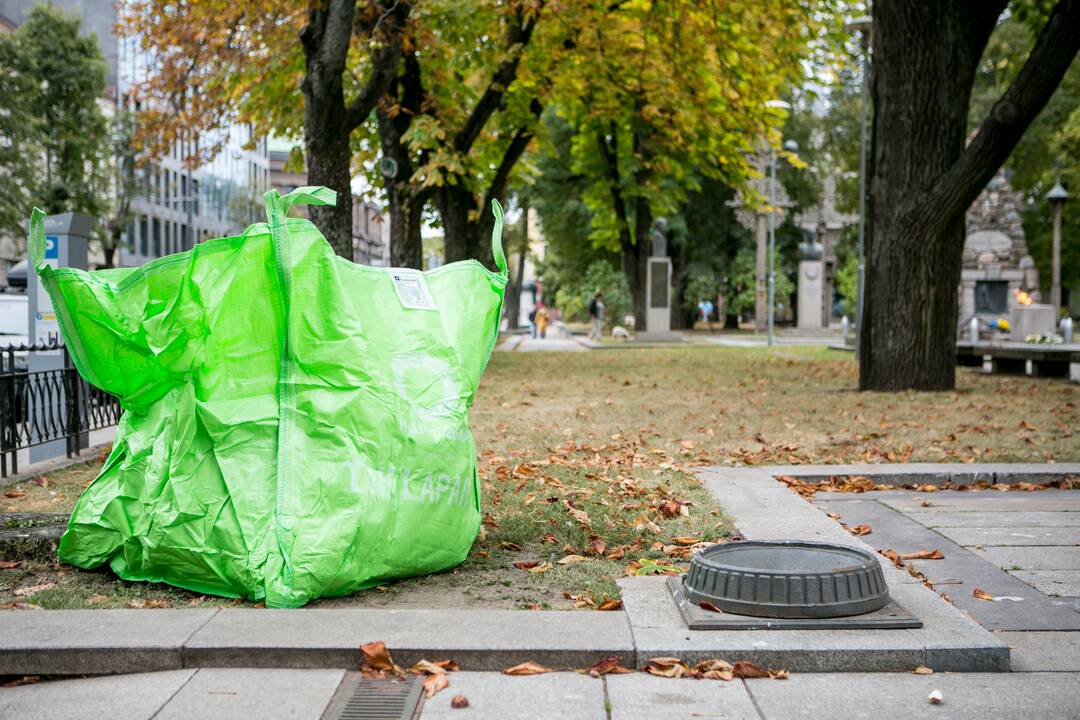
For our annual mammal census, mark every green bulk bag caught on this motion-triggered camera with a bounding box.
[30,186,507,607]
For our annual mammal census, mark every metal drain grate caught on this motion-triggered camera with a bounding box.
[322,674,424,720]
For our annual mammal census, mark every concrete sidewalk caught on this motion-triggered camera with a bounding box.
[4,669,1080,719]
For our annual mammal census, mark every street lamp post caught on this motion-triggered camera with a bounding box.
[846,15,872,360]
[1046,179,1069,320]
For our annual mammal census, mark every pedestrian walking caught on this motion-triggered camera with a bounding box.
[535,302,550,339]
[588,291,604,341]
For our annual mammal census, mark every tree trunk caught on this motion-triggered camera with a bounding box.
[628,197,651,330]
[299,0,358,259]
[503,196,528,330]
[861,0,1080,390]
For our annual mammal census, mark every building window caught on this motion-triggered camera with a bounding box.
[152,218,161,257]
[180,224,189,251]
[139,215,148,256]
[192,179,200,216]
[164,221,171,255]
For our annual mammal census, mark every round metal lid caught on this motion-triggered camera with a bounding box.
[683,540,890,618]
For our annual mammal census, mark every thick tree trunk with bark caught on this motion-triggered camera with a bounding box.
[861,0,1080,390]
[300,0,358,258]
[503,197,528,330]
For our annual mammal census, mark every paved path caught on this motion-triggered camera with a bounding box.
[4,669,1080,719]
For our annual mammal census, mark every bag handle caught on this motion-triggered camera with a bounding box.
[263,186,337,227]
[28,207,48,272]
[490,198,507,275]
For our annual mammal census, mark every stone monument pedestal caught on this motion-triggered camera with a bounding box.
[1010,303,1056,341]
[797,259,824,330]
[639,256,677,341]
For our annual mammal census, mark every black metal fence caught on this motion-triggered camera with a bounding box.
[0,344,122,477]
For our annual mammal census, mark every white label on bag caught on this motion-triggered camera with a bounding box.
[388,268,437,310]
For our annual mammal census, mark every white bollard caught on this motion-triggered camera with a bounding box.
[969,316,979,343]
[1062,316,1073,344]
[840,315,849,341]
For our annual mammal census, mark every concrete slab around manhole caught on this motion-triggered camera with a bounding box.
[1012,570,1080,597]
[184,608,634,671]
[0,670,195,720]
[744,671,1080,720]
[934,526,1080,546]
[686,467,1009,671]
[978,546,1080,570]
[0,609,220,675]
[813,497,1080,631]
[605,672,759,720]
[997,631,1080,672]
[417,672,605,720]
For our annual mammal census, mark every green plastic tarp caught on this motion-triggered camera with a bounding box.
[30,186,507,607]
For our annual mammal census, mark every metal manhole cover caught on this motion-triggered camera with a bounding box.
[683,540,891,618]
[322,674,424,720]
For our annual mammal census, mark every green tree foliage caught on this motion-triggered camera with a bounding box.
[554,260,632,328]
[0,6,108,239]
[968,12,1080,297]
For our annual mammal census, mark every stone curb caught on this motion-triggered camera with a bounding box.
[755,462,1080,485]
[2,463,1060,676]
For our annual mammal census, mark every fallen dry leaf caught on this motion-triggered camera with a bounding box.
[693,659,734,681]
[973,588,994,601]
[644,657,691,678]
[671,536,702,545]
[732,661,771,679]
[913,666,934,675]
[588,536,607,556]
[502,661,553,676]
[698,602,724,614]
[0,560,22,570]
[580,656,634,677]
[596,598,622,611]
[557,554,588,565]
[3,491,26,499]
[844,524,872,536]
[527,562,552,574]
[33,476,48,487]
[899,549,944,561]
[513,560,540,570]
[87,594,109,604]
[450,695,469,709]
[360,640,404,678]
[410,659,459,675]
[422,674,449,698]
[4,602,43,610]
[13,583,55,597]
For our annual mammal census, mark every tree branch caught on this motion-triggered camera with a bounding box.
[345,2,413,130]
[453,8,540,155]
[483,99,544,209]
[922,0,1080,227]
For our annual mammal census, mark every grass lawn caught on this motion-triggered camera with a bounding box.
[3,345,1077,610]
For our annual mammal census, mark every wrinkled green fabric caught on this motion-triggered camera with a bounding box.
[30,187,506,607]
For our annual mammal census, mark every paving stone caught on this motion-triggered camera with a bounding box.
[0,669,195,720]
[418,672,605,719]
[1012,570,1080,597]
[744,672,1080,719]
[997,631,1080,671]
[874,489,1080,513]
[605,673,758,720]
[185,608,634,670]
[155,668,344,720]
[814,498,1080,631]
[902,510,1080,527]
[0,609,220,675]
[979,546,1080,570]
[934,525,1080,547]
